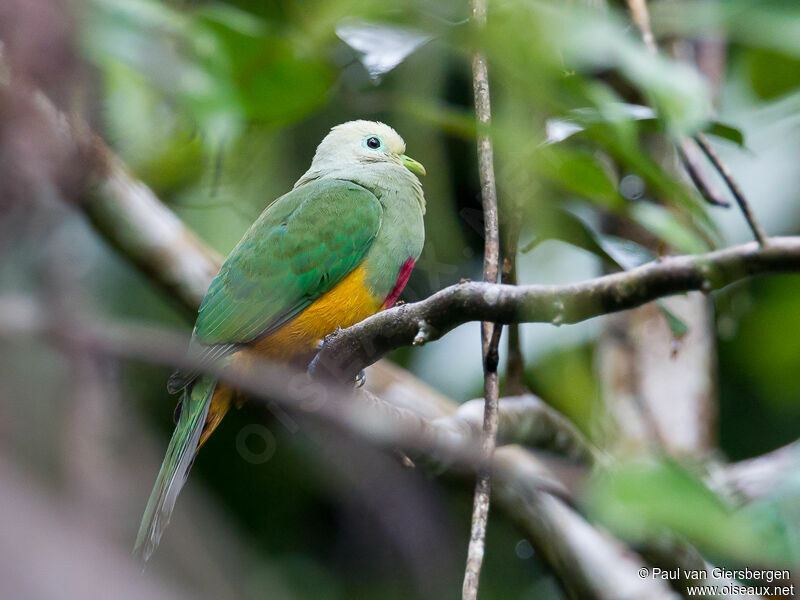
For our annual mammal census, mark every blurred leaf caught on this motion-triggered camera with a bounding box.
[486,2,713,134]
[656,301,688,340]
[521,206,621,268]
[746,47,800,100]
[336,19,431,82]
[535,146,622,209]
[724,277,800,408]
[744,450,800,564]
[528,346,597,432]
[196,11,332,125]
[550,95,720,239]
[400,98,475,138]
[102,60,205,191]
[557,8,711,135]
[653,1,800,60]
[630,202,711,254]
[595,234,654,270]
[85,0,333,144]
[544,104,656,146]
[546,104,744,148]
[706,121,745,147]
[587,458,793,565]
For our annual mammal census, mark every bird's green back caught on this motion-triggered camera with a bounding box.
[195,178,382,345]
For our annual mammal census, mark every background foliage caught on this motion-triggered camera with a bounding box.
[4,0,800,598]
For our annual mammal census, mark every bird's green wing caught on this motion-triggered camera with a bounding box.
[169,179,382,390]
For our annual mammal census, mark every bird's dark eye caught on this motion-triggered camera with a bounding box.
[366,136,381,149]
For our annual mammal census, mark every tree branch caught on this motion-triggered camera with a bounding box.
[449,396,597,465]
[676,139,730,208]
[464,0,502,595]
[0,293,679,600]
[313,237,800,381]
[500,176,528,394]
[83,151,223,313]
[712,440,800,504]
[21,84,222,314]
[18,74,778,600]
[694,133,768,246]
[623,0,768,244]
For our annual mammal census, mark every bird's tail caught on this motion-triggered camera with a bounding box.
[134,375,216,563]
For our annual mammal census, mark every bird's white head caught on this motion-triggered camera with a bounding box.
[295,120,426,213]
[306,120,426,178]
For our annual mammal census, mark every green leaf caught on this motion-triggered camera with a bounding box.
[84,0,334,143]
[546,104,745,148]
[656,301,689,340]
[746,47,800,100]
[630,202,712,254]
[195,16,332,125]
[520,206,622,269]
[587,458,793,565]
[595,234,654,270]
[399,98,476,139]
[744,451,800,564]
[535,146,622,209]
[706,121,746,147]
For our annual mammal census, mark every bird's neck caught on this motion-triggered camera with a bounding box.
[295,163,426,214]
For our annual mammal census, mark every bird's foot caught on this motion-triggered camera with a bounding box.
[354,369,367,388]
[394,449,416,468]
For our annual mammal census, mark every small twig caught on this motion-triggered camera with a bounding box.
[676,139,730,208]
[315,238,800,380]
[625,0,657,54]
[500,173,528,394]
[463,0,502,596]
[624,0,768,246]
[449,395,599,464]
[712,440,800,503]
[694,133,768,246]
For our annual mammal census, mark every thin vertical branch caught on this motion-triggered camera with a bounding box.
[693,133,768,246]
[624,0,768,246]
[676,139,730,208]
[463,0,502,597]
[626,0,657,54]
[501,202,528,395]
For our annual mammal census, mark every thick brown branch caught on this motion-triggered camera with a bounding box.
[0,294,678,600]
[313,237,800,381]
[82,152,222,313]
[24,84,222,314]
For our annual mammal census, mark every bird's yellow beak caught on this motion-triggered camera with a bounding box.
[400,154,426,176]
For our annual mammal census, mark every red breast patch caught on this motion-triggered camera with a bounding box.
[383,258,415,309]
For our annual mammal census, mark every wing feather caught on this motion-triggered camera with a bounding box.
[168,179,382,391]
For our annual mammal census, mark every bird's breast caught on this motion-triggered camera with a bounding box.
[244,261,385,363]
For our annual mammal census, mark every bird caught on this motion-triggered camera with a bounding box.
[134,120,427,561]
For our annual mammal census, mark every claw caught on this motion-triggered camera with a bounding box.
[173,400,183,424]
[354,369,366,388]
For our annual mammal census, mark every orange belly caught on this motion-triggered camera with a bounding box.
[199,262,383,446]
[247,261,384,361]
